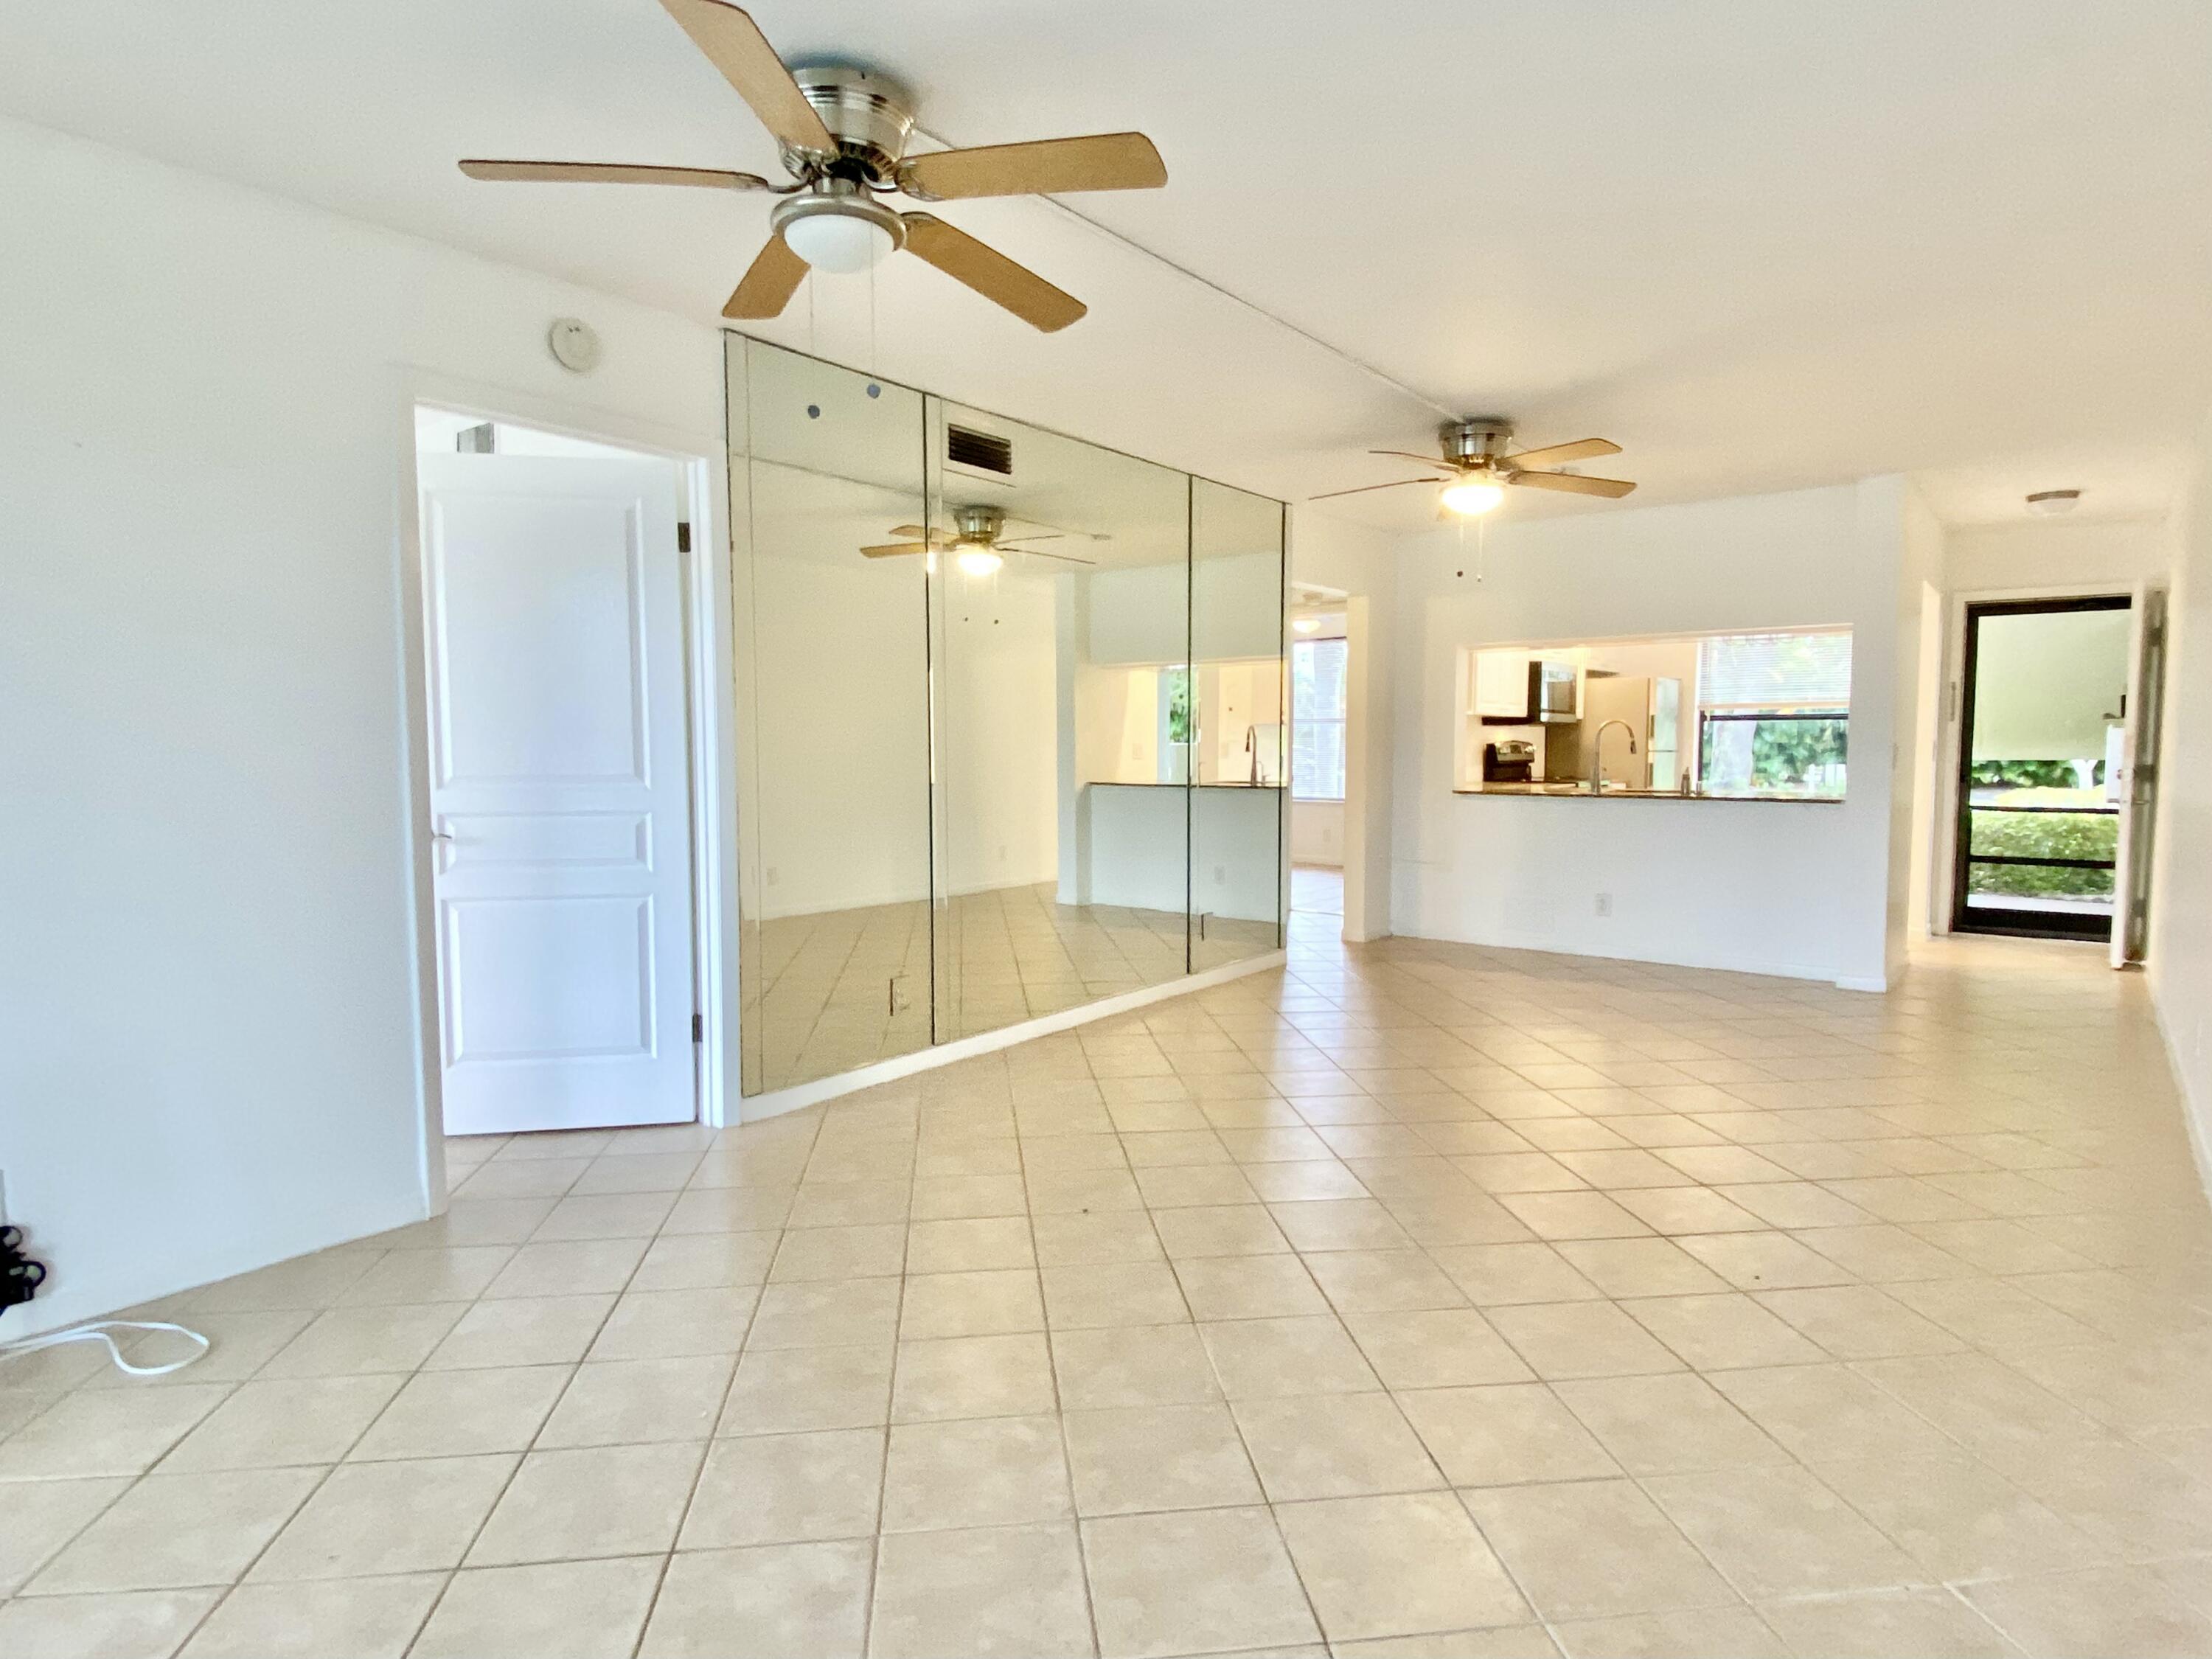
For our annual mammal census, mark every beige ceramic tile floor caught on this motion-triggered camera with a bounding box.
[6,915,2212,1658]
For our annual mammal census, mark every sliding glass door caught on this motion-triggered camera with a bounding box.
[1951,596,2132,942]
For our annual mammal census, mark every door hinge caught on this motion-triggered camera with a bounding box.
[676,521,692,554]
[690,1012,703,1044]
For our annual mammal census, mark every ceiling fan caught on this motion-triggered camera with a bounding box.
[1312,420,1636,515]
[863,505,1095,574]
[459,0,1166,332]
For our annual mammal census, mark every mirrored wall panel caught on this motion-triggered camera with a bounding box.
[927,400,1196,1043]
[1191,478,1288,973]
[729,342,931,1093]
[728,335,1284,1093]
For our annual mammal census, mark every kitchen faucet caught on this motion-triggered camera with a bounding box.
[1590,720,1638,794]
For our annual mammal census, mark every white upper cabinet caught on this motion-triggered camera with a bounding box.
[1473,649,1534,718]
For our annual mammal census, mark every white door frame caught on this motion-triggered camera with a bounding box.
[1928,579,2135,943]
[397,372,737,1218]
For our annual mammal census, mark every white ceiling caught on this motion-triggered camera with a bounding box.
[5,1,2208,528]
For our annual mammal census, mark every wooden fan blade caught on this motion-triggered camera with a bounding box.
[900,133,1166,201]
[1306,478,1434,501]
[655,0,835,156]
[1509,470,1637,498]
[861,543,929,558]
[459,159,771,190]
[901,215,1086,332]
[1369,449,1455,471]
[1006,544,1096,566]
[1500,437,1621,470]
[723,236,810,319]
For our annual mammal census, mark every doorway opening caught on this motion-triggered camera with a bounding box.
[1950,594,2131,942]
[410,406,714,1138]
[1288,584,1349,931]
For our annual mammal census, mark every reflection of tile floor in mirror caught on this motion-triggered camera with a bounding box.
[11,925,2212,1657]
[748,883,1279,1088]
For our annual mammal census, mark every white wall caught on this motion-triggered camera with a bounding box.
[1947,518,2170,594]
[1289,512,1399,940]
[0,117,730,1335]
[1389,482,1914,988]
[1887,482,1947,982]
[938,577,1062,898]
[2152,406,2212,1157]
[740,495,933,919]
[1292,800,1345,866]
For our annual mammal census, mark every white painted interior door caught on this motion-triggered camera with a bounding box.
[419,451,696,1134]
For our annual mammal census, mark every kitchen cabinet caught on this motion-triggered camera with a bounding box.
[1472,650,1534,717]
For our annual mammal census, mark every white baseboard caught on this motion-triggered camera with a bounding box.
[737,950,1288,1123]
[2153,990,2212,1200]
[1393,914,1863,990]
[0,1192,425,1341]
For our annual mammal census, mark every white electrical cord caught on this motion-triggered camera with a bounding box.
[0,1320,210,1378]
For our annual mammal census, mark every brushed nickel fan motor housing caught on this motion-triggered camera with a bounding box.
[788,65,917,183]
[770,180,908,254]
[1441,418,1514,467]
[951,505,1005,544]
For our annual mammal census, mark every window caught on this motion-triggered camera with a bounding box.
[1695,630,1851,798]
[1155,667,1192,783]
[1293,637,1348,800]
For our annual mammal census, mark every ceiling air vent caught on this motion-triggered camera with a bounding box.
[947,424,1014,477]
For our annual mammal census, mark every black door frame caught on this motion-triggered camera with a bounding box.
[1950,594,2130,942]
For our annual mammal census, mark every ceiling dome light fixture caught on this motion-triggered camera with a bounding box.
[956,546,1004,577]
[2025,489,2082,518]
[1439,476,1506,517]
[1293,616,1321,635]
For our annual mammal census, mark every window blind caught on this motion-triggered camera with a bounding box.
[1697,630,1852,712]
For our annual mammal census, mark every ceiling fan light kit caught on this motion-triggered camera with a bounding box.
[859,503,1094,571]
[458,1,1166,330]
[772,183,905,273]
[1439,477,1506,516]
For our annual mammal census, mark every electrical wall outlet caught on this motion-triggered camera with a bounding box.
[1214,865,1226,884]
[765,866,780,887]
[1594,893,1613,918]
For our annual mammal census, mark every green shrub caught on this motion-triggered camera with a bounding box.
[1966,808,2117,897]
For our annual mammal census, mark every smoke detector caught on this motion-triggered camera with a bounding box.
[2025,489,2081,518]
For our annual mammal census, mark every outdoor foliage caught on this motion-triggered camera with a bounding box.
[1700,715,1848,795]
[1966,807,2118,897]
[1750,717,1847,786]
[1971,758,2103,789]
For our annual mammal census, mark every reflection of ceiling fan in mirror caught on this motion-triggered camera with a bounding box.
[862,506,1096,574]
[1311,420,1636,516]
[459,0,1166,332]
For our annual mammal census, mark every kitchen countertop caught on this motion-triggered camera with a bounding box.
[1455,782,1843,803]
